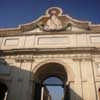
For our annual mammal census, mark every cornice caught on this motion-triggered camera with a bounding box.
[0,47,100,55]
[0,30,100,37]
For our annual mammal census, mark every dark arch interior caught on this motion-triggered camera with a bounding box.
[34,62,67,83]
[0,82,8,100]
[33,62,70,100]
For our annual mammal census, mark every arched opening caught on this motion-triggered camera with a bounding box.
[33,62,70,100]
[0,82,8,100]
[43,77,64,100]
[98,88,100,100]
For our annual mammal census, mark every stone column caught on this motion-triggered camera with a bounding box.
[41,87,44,100]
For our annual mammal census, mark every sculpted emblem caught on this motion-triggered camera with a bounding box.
[44,9,63,31]
[35,7,72,32]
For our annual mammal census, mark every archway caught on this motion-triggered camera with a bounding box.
[33,62,70,100]
[0,82,8,100]
[42,77,64,100]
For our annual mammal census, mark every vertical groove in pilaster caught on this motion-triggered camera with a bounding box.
[79,60,84,100]
[90,55,98,100]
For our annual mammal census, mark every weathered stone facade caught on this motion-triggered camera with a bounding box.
[0,7,100,100]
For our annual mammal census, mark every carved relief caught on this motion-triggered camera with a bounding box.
[44,8,63,31]
[31,7,90,32]
[35,7,73,32]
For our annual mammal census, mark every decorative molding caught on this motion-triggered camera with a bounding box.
[1,47,100,55]
[72,56,93,61]
[1,30,100,37]
[15,55,34,62]
[32,59,75,82]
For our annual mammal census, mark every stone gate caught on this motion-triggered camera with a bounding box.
[0,7,100,100]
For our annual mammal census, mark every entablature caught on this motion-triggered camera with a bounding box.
[0,47,100,55]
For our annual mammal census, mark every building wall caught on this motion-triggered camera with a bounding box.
[1,33,100,50]
[0,32,100,100]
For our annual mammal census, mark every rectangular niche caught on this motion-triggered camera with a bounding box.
[36,36,69,46]
[91,36,100,43]
[90,36,100,47]
[4,38,19,46]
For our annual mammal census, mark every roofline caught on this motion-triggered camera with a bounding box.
[0,7,100,33]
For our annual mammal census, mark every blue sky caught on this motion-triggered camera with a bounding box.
[0,0,100,28]
[44,77,64,100]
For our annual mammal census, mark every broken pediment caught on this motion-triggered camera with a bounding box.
[30,7,90,32]
[0,7,100,34]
